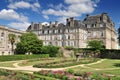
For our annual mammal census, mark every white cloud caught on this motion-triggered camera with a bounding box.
[43,15,49,20]
[65,0,90,4]
[42,22,49,26]
[8,1,40,12]
[0,9,28,22]
[8,1,31,9]
[42,0,99,20]
[42,9,78,17]
[8,22,30,31]
[49,3,65,10]
[31,2,40,12]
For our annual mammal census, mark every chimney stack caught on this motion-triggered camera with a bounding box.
[38,22,42,30]
[31,22,34,30]
[70,17,74,27]
[49,21,52,28]
[55,21,58,27]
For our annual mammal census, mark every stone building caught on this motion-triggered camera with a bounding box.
[0,25,24,55]
[27,13,118,49]
[83,13,118,49]
[27,17,87,48]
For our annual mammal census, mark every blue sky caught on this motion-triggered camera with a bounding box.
[0,0,120,30]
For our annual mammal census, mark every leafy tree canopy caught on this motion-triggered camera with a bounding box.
[87,40,104,50]
[15,32,43,54]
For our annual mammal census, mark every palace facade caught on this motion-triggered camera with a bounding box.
[27,18,87,48]
[27,13,118,49]
[0,25,24,55]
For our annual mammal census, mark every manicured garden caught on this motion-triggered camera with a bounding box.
[70,59,120,77]
[33,69,120,80]
[0,69,56,80]
[33,58,99,68]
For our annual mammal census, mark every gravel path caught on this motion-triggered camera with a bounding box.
[0,59,120,72]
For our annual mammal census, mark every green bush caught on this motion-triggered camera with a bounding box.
[0,54,49,62]
[0,69,11,76]
[100,49,120,59]
[62,76,68,80]
[41,45,59,57]
[66,69,74,74]
[64,46,73,50]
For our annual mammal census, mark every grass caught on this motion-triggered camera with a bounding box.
[86,59,120,69]
[0,61,16,67]
[18,58,73,66]
[71,59,120,76]
[33,58,99,68]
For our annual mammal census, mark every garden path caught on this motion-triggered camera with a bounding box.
[0,59,120,72]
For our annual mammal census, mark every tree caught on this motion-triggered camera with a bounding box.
[15,32,43,54]
[118,27,120,44]
[8,34,16,53]
[87,40,104,50]
[41,45,59,57]
[87,40,104,58]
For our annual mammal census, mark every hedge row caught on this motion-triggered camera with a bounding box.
[0,54,49,62]
[100,49,120,59]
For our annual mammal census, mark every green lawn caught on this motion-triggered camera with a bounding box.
[70,59,120,76]
[86,59,120,69]
[0,61,16,67]
[18,58,74,66]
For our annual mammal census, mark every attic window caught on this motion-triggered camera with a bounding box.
[1,32,4,37]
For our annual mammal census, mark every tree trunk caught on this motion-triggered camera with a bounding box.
[11,43,14,54]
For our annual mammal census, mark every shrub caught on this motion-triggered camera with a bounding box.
[66,69,74,74]
[100,49,120,59]
[64,46,73,50]
[0,54,49,62]
[62,76,68,80]
[41,45,59,57]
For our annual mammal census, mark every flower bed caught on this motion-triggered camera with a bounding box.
[0,69,56,80]
[33,58,99,68]
[34,70,120,80]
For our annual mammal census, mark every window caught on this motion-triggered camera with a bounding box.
[93,31,97,37]
[42,30,44,34]
[100,24,103,27]
[68,35,70,39]
[1,32,4,37]
[87,32,91,37]
[58,30,60,33]
[100,31,104,37]
[53,30,55,34]
[87,25,91,28]
[66,35,68,39]
[47,30,49,34]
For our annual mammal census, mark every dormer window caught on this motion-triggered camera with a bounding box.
[1,32,4,37]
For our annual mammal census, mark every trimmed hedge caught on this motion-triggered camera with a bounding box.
[0,54,49,62]
[100,49,120,59]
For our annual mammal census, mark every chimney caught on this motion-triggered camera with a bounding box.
[38,22,42,30]
[49,21,52,28]
[66,18,70,26]
[55,21,58,27]
[70,17,74,21]
[70,17,74,27]
[31,22,34,30]
[86,14,89,17]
